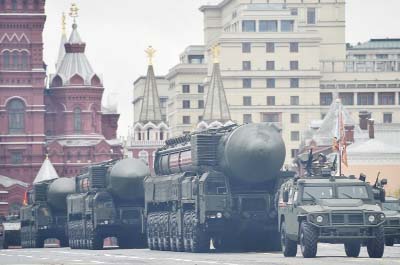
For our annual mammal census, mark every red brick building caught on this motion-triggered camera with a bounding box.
[0,1,122,214]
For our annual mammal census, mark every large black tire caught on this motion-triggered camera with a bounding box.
[183,211,192,252]
[190,211,209,253]
[281,221,297,257]
[162,212,171,251]
[147,213,155,250]
[385,237,394,247]
[169,212,177,252]
[154,213,161,250]
[89,231,103,250]
[344,241,361,257]
[367,226,385,258]
[299,222,318,258]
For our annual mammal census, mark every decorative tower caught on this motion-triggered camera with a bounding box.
[198,45,232,130]
[0,0,47,186]
[128,47,169,168]
[55,12,67,70]
[45,4,122,177]
[33,155,59,184]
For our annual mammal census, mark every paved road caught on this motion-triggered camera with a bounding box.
[0,244,399,265]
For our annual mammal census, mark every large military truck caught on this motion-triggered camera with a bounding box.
[145,123,290,253]
[0,219,4,249]
[2,215,21,248]
[67,158,149,250]
[20,178,75,248]
[382,196,400,246]
[279,167,387,258]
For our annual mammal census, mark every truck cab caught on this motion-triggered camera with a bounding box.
[382,196,400,246]
[279,176,386,258]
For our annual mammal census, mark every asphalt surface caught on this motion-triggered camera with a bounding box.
[0,244,399,265]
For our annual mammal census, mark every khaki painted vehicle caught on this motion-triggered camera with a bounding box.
[382,197,400,246]
[278,174,386,258]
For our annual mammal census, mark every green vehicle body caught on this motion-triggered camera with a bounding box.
[1,215,21,248]
[382,196,400,246]
[67,158,149,250]
[279,176,386,258]
[145,123,290,252]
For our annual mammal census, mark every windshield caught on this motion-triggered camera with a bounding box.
[303,186,333,200]
[337,186,369,199]
[383,202,400,211]
[205,179,227,195]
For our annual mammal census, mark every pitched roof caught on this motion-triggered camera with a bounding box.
[0,175,29,188]
[138,65,163,124]
[348,38,400,50]
[55,32,67,70]
[33,157,59,184]
[202,62,231,123]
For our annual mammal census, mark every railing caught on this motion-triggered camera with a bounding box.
[127,140,165,146]
[321,60,400,73]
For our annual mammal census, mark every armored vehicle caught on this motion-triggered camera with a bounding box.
[279,170,386,258]
[0,218,4,249]
[20,178,75,248]
[67,158,149,250]
[2,215,21,248]
[382,196,400,246]
[145,123,290,253]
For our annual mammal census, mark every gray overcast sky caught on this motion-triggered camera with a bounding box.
[43,0,400,137]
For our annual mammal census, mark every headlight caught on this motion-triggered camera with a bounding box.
[216,212,223,219]
[316,215,324,223]
[379,214,385,221]
[368,215,376,223]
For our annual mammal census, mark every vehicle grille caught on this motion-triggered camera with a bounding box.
[90,166,107,189]
[191,134,222,166]
[331,213,364,225]
[389,220,400,226]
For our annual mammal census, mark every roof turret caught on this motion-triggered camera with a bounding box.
[33,155,59,184]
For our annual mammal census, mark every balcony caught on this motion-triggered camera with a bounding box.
[321,60,400,73]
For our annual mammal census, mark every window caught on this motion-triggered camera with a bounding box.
[182,100,190,109]
[242,42,251,53]
[242,61,251,71]
[290,8,298,16]
[182,116,191,124]
[12,51,18,67]
[267,96,275,106]
[376,54,388,59]
[159,98,167,108]
[290,78,299,88]
[243,78,252,88]
[198,100,204,109]
[339,93,354,105]
[259,20,277,32]
[290,61,299,70]
[291,149,299,158]
[7,99,25,134]
[11,152,23,164]
[198,85,204,93]
[266,42,275,53]
[307,8,316,24]
[337,186,368,199]
[12,0,17,10]
[182,85,190,93]
[242,20,256,32]
[198,116,203,122]
[243,96,252,106]
[357,93,374,105]
[3,51,10,68]
[303,186,333,200]
[74,108,82,133]
[291,114,300,123]
[378,92,395,105]
[354,54,366,60]
[281,20,294,32]
[161,115,167,122]
[21,52,28,69]
[320,93,333,106]
[243,114,252,124]
[266,78,275,88]
[262,113,280,123]
[290,42,299,53]
[290,96,299,106]
[383,113,392,124]
[266,61,275,71]
[188,55,204,64]
[291,131,300,141]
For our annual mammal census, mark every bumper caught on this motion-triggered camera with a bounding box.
[384,226,400,237]
[315,225,382,241]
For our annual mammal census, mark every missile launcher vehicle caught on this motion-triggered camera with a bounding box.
[20,178,75,248]
[1,215,21,249]
[144,123,292,252]
[66,158,150,250]
[382,197,400,246]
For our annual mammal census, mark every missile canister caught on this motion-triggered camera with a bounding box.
[47,178,76,211]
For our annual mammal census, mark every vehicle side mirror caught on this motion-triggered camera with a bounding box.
[380,179,388,186]
[282,190,289,203]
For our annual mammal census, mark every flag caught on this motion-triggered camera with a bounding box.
[22,191,28,206]
[339,107,348,167]
[342,144,348,167]
[332,137,339,152]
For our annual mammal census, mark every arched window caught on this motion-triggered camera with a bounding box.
[0,0,5,9]
[160,129,164,140]
[3,51,10,68]
[147,128,152,140]
[21,51,28,69]
[12,0,17,10]
[34,0,39,10]
[77,151,81,161]
[22,0,27,9]
[8,99,25,134]
[12,51,19,68]
[74,107,82,134]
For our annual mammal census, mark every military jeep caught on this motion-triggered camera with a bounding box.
[278,175,386,258]
[382,197,400,246]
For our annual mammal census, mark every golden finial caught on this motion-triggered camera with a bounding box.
[212,45,220,64]
[145,46,156,66]
[61,12,66,35]
[45,153,49,160]
[69,3,79,23]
